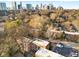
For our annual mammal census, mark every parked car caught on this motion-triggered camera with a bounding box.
[52,43,78,57]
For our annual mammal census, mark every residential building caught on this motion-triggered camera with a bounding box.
[26,4,32,10]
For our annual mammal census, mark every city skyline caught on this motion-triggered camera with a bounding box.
[0,1,79,9]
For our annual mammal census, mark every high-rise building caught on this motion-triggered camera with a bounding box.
[40,3,43,9]
[9,2,17,10]
[26,4,32,10]
[47,4,54,10]
[0,2,7,16]
[14,2,17,10]
[51,4,54,9]
[40,3,47,10]
[18,4,21,9]
[0,3,6,10]
[35,4,39,10]
[57,6,63,10]
[20,2,22,9]
[18,2,22,10]
[47,5,50,10]
[42,4,47,10]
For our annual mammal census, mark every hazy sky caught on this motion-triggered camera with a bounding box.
[0,1,79,9]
